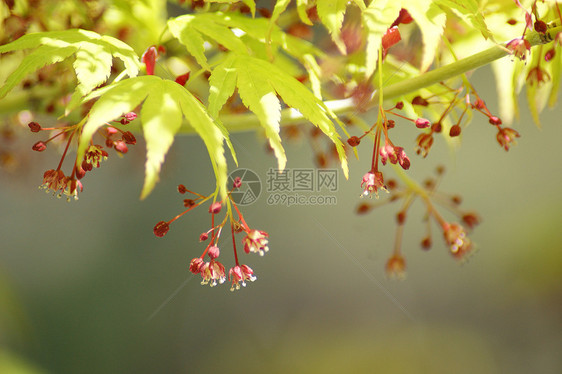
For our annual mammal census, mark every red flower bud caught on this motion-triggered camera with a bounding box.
[28,121,41,132]
[412,96,429,106]
[32,141,47,152]
[208,245,220,260]
[122,131,136,145]
[114,140,128,153]
[473,98,486,110]
[209,201,222,214]
[347,136,361,147]
[534,20,547,33]
[153,221,169,237]
[449,124,461,137]
[415,118,431,128]
[175,72,190,86]
[120,112,137,124]
[142,46,158,76]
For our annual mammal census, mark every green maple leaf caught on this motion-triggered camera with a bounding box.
[434,0,493,40]
[79,76,227,199]
[316,0,350,54]
[167,14,248,70]
[168,11,321,69]
[405,3,447,72]
[205,0,256,16]
[0,29,140,106]
[363,0,402,77]
[209,53,348,177]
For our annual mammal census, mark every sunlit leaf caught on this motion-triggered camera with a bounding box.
[236,58,285,170]
[405,3,446,72]
[296,0,313,25]
[363,0,402,77]
[167,17,210,70]
[208,53,348,177]
[316,0,349,54]
[80,76,227,199]
[0,29,140,101]
[167,14,248,69]
[434,0,493,40]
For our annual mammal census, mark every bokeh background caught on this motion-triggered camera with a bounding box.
[1,61,562,373]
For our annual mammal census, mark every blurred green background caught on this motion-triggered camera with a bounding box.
[1,66,561,373]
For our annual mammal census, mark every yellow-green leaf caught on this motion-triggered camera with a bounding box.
[296,0,313,25]
[405,3,446,72]
[434,0,493,40]
[236,58,285,171]
[316,0,349,54]
[167,17,210,70]
[0,29,139,104]
[80,76,227,199]
[363,0,402,77]
[167,14,248,68]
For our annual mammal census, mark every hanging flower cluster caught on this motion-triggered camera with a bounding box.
[357,166,480,278]
[153,178,269,292]
[28,112,137,201]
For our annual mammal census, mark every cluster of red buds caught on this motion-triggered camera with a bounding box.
[408,82,521,155]
[29,112,137,201]
[346,101,429,199]
[470,96,521,151]
[357,166,480,278]
[506,0,562,62]
[153,178,269,291]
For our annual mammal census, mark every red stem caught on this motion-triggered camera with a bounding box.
[231,222,239,266]
[55,129,76,171]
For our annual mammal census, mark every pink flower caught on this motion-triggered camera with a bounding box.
[361,171,387,198]
[207,245,220,260]
[526,66,551,86]
[84,145,108,168]
[496,127,520,151]
[385,253,406,279]
[380,145,410,170]
[229,264,257,291]
[379,143,397,165]
[442,223,472,259]
[415,118,431,128]
[189,257,204,274]
[506,38,531,61]
[209,201,222,214]
[120,112,137,124]
[200,260,226,287]
[395,147,410,170]
[40,169,66,194]
[415,133,434,158]
[62,176,83,201]
[243,230,269,256]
